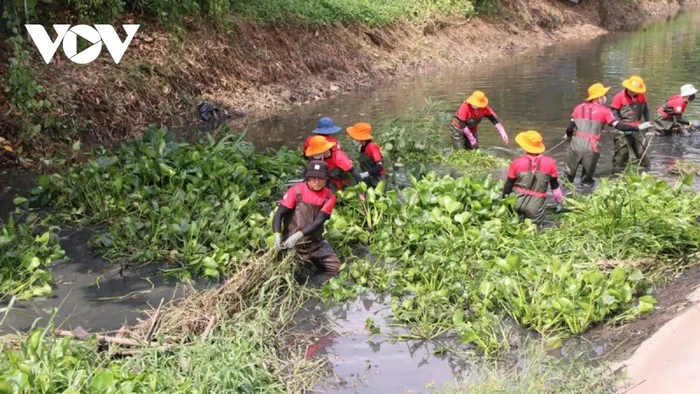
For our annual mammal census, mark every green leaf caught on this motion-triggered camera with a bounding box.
[13,197,27,205]
[0,236,12,246]
[72,139,81,152]
[610,266,626,285]
[453,309,464,325]
[90,370,115,393]
[0,380,13,394]
[628,269,645,282]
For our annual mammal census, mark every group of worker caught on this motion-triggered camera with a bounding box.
[456,76,696,223]
[271,118,386,282]
[270,75,697,281]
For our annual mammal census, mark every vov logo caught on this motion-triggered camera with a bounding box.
[25,24,140,65]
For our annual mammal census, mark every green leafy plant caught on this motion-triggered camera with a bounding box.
[324,171,699,353]
[32,126,305,279]
[0,214,65,299]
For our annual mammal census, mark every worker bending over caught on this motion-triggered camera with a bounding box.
[450,90,509,150]
[653,84,697,135]
[564,83,652,185]
[346,122,385,188]
[611,76,654,168]
[272,160,341,283]
[502,130,564,225]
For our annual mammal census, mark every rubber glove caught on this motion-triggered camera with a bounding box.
[495,123,509,144]
[273,233,282,249]
[282,231,304,249]
[360,172,369,179]
[637,121,654,131]
[462,127,478,148]
[552,187,564,204]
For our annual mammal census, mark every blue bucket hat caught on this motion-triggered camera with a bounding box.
[312,117,341,135]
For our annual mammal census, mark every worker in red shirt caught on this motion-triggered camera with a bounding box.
[502,130,563,225]
[610,76,655,168]
[272,160,340,282]
[450,90,509,150]
[303,117,341,154]
[653,84,697,135]
[346,122,385,188]
[564,83,652,185]
[305,135,362,192]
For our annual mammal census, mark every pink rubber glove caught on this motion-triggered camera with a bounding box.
[495,123,509,144]
[552,187,564,203]
[462,127,477,147]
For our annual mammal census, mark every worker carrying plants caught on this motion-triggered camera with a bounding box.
[652,84,697,135]
[303,117,342,154]
[272,160,341,282]
[346,122,385,188]
[611,76,655,168]
[564,83,652,185]
[502,130,564,224]
[305,135,362,192]
[450,90,509,150]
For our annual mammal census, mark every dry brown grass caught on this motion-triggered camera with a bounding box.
[131,250,294,340]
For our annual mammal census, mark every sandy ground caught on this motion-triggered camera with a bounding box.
[615,285,700,393]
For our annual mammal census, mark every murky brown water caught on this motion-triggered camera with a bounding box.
[244,11,700,183]
[3,10,700,393]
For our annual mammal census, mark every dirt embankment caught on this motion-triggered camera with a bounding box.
[0,0,697,150]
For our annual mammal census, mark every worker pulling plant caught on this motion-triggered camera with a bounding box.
[611,76,655,168]
[305,135,362,192]
[450,90,509,150]
[272,160,341,283]
[652,84,697,135]
[346,122,385,188]
[303,116,342,154]
[502,130,564,224]
[564,83,651,185]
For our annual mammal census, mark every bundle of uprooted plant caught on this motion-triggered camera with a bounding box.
[132,251,298,340]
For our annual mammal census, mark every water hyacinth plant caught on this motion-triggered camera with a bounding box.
[325,171,700,352]
[31,126,305,280]
[0,214,65,299]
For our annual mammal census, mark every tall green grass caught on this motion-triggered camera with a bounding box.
[230,0,475,26]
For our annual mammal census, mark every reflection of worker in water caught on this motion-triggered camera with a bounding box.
[272,160,341,283]
[653,84,697,135]
[564,83,650,185]
[611,76,655,168]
